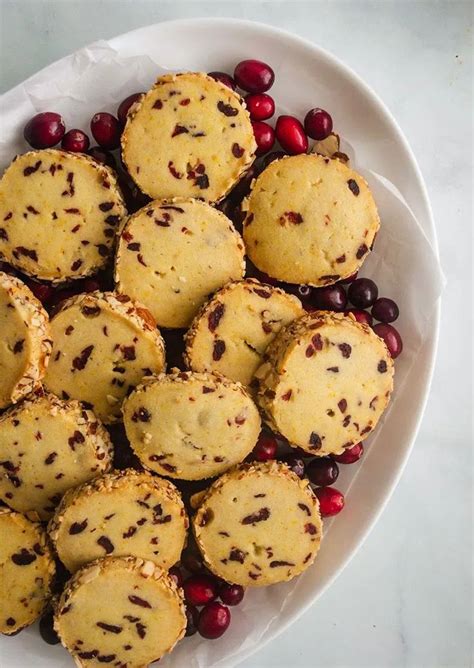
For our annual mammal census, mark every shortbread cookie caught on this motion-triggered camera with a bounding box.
[242,153,380,285]
[184,279,303,386]
[193,461,322,587]
[44,291,166,423]
[0,272,52,409]
[123,370,261,480]
[254,311,394,455]
[121,72,256,202]
[55,556,186,667]
[115,198,245,328]
[0,150,126,282]
[0,507,55,634]
[0,389,113,520]
[49,469,188,573]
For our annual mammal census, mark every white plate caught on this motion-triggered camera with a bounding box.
[0,18,441,668]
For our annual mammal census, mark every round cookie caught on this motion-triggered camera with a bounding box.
[0,271,52,409]
[242,153,380,286]
[44,291,166,423]
[49,469,188,573]
[114,198,245,328]
[184,279,303,387]
[0,507,55,634]
[254,311,394,456]
[121,72,256,202]
[122,370,261,480]
[0,149,126,283]
[193,461,322,587]
[0,389,113,520]
[55,556,186,667]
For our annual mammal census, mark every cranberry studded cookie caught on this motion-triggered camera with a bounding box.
[0,389,113,520]
[121,72,256,202]
[44,291,166,423]
[49,469,188,573]
[192,461,323,587]
[114,198,245,328]
[184,279,303,387]
[254,311,394,456]
[242,153,380,286]
[55,556,186,667]
[0,272,52,409]
[0,507,55,635]
[122,370,261,480]
[0,150,126,283]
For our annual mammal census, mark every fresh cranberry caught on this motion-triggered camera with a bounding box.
[307,457,339,487]
[282,283,313,302]
[252,432,278,461]
[219,583,245,606]
[315,486,345,516]
[183,574,218,606]
[371,297,399,323]
[333,443,364,464]
[24,280,55,305]
[344,308,373,326]
[261,150,286,169]
[169,566,184,588]
[117,93,144,126]
[61,129,90,153]
[340,271,358,284]
[88,146,117,169]
[245,261,278,285]
[24,112,65,149]
[82,278,100,293]
[372,323,403,358]
[234,59,274,93]
[245,93,275,121]
[208,71,236,90]
[90,112,121,150]
[347,278,378,309]
[181,546,207,575]
[185,605,200,636]
[275,115,308,155]
[198,602,231,639]
[304,108,333,140]
[281,453,306,478]
[39,609,60,645]
[312,285,347,311]
[252,121,275,155]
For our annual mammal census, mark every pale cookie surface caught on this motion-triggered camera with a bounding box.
[193,461,322,586]
[242,153,380,286]
[123,370,261,480]
[121,72,256,202]
[49,469,188,573]
[184,279,303,386]
[55,556,186,667]
[0,272,52,409]
[115,198,245,328]
[0,150,126,282]
[0,507,55,634]
[254,311,394,455]
[44,291,166,423]
[0,389,113,520]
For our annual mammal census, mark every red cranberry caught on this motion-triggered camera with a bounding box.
[183,574,218,606]
[245,261,278,285]
[61,129,90,153]
[340,271,358,284]
[90,112,121,150]
[185,605,199,636]
[252,121,275,155]
[282,283,313,302]
[304,108,333,140]
[88,146,117,169]
[307,457,339,487]
[198,601,231,639]
[219,582,245,606]
[245,93,275,121]
[371,297,399,323]
[333,443,364,464]
[24,112,65,149]
[117,93,144,126]
[208,71,236,90]
[345,308,373,326]
[234,59,274,93]
[252,432,278,461]
[181,546,207,574]
[261,150,286,169]
[348,278,378,309]
[312,284,347,311]
[372,323,403,359]
[39,609,60,645]
[281,453,306,478]
[169,566,184,588]
[275,115,308,155]
[24,280,55,305]
[315,486,345,516]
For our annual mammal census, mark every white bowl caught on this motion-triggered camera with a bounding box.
[0,18,441,668]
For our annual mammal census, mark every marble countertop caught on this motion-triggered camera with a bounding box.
[0,2,472,667]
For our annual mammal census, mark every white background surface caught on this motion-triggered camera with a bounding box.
[0,2,472,668]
